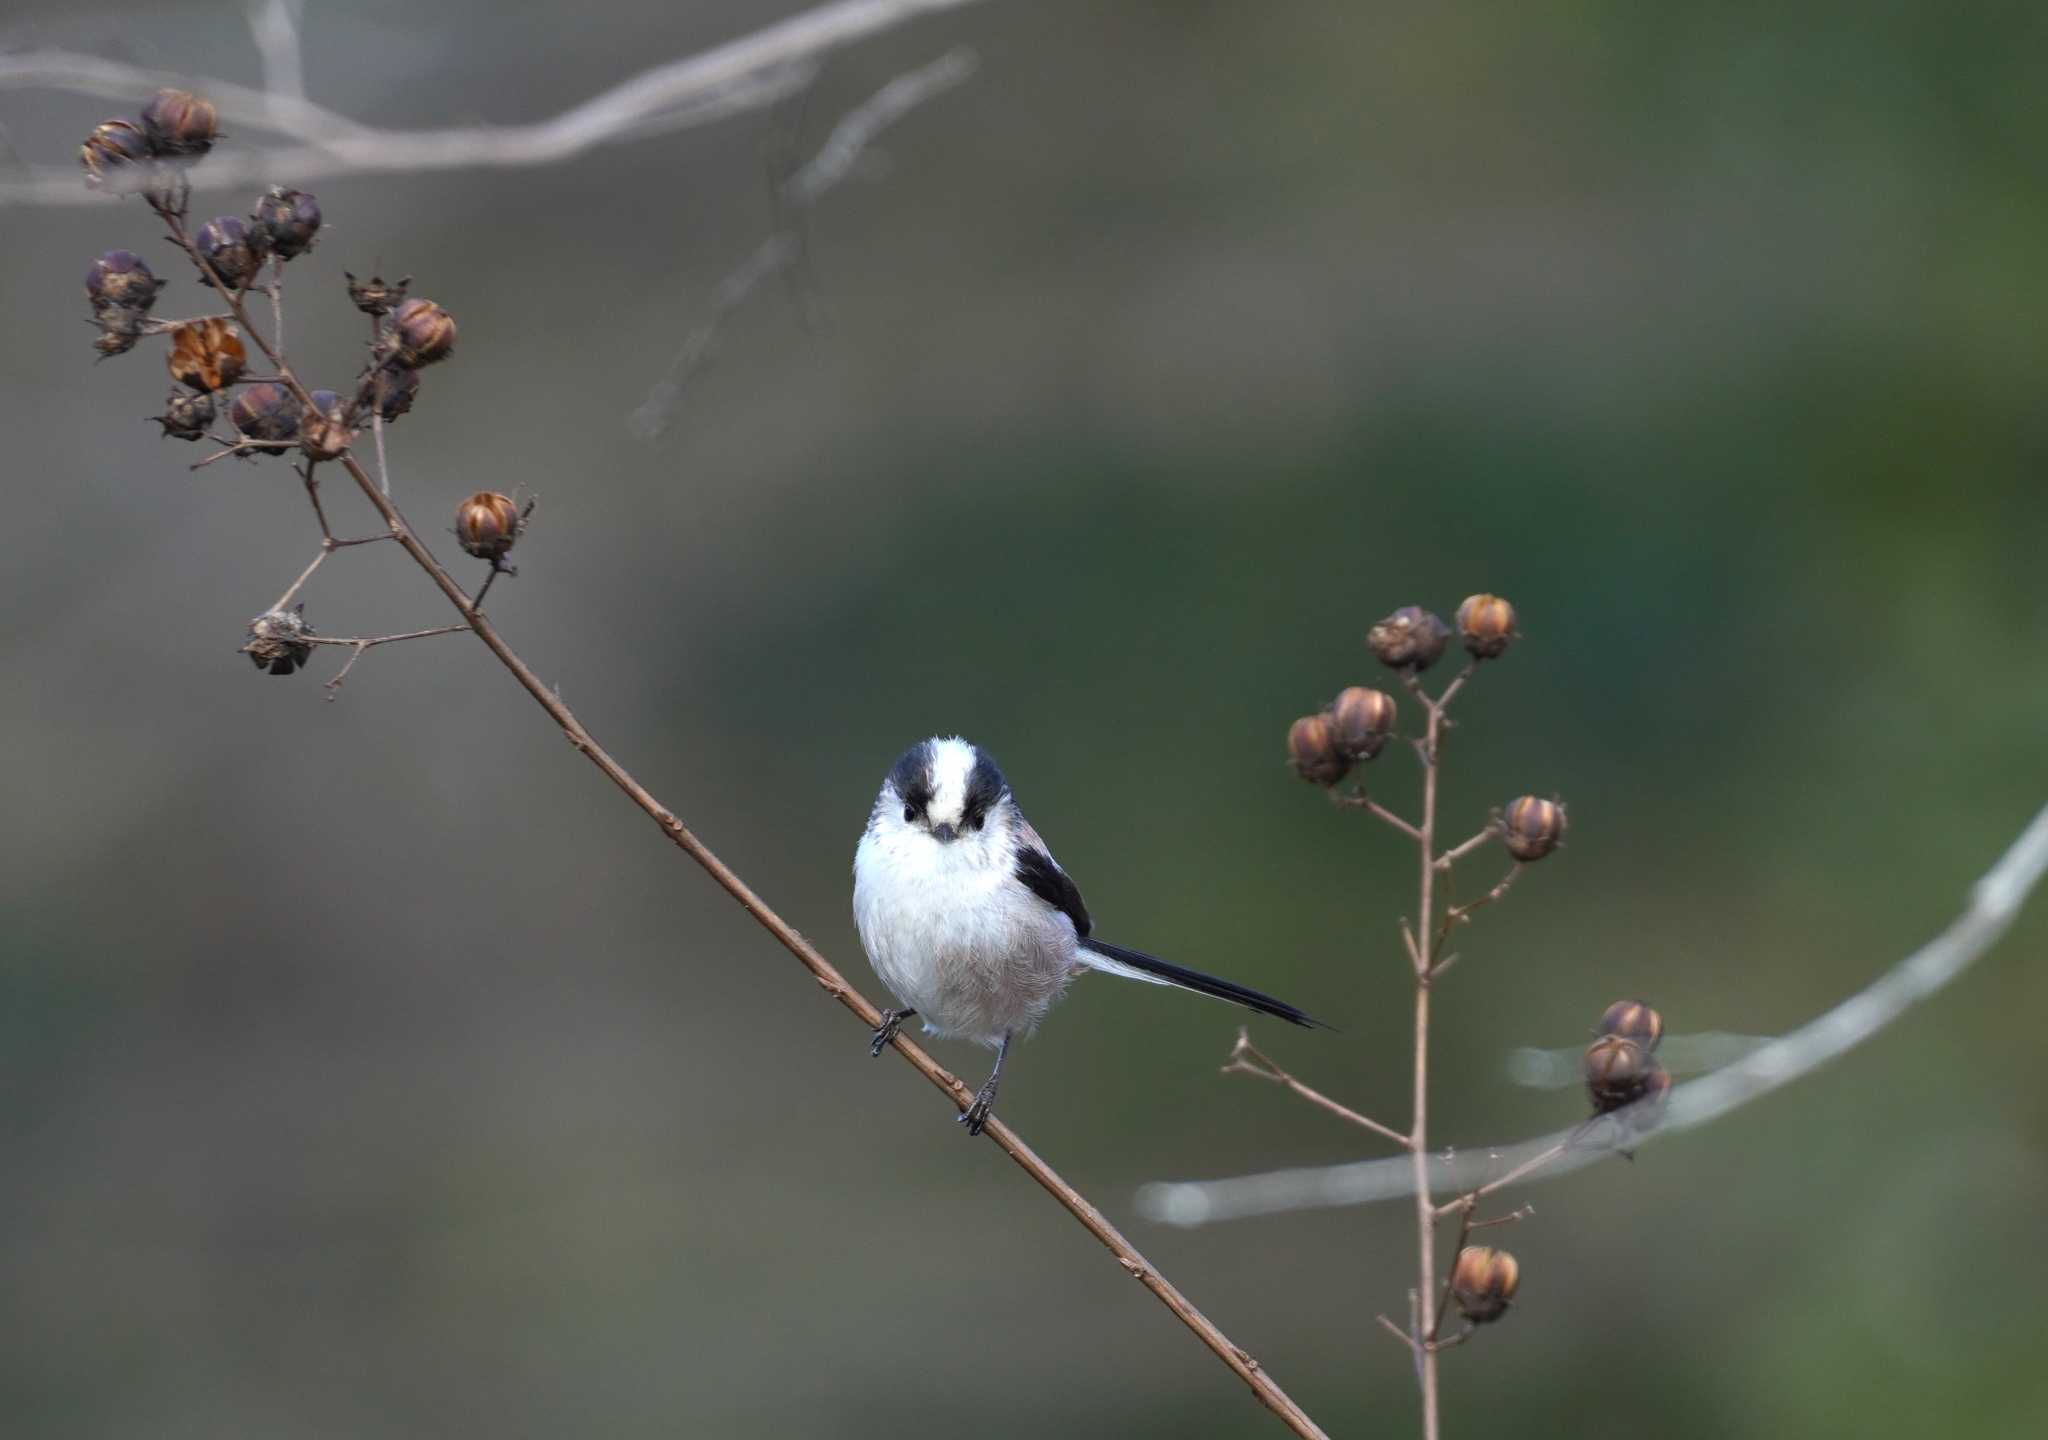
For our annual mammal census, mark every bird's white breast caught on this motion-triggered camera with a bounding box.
[853,821,1079,1047]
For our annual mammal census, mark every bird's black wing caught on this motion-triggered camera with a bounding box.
[1013,840,1092,938]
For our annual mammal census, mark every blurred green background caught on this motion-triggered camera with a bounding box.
[4,1,2047,1435]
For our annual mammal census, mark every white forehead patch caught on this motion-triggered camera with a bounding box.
[924,735,977,825]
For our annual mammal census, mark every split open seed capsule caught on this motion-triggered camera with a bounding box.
[139,88,218,157]
[1287,713,1351,787]
[1449,1246,1520,1324]
[1456,593,1517,660]
[1498,795,1567,861]
[1367,606,1450,672]
[1328,686,1397,762]
[455,491,523,562]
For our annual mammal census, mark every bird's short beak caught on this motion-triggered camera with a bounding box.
[932,822,958,843]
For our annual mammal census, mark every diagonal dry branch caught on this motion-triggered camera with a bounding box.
[0,0,990,204]
[132,131,1328,1440]
[1138,799,2048,1227]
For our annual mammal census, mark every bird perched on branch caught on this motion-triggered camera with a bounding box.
[854,736,1322,1134]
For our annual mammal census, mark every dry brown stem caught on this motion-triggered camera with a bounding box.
[140,186,1326,1438]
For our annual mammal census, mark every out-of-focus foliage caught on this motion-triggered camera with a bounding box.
[2,1,2044,1435]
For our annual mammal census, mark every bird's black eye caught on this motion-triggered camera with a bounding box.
[970,814,984,831]
[903,805,917,823]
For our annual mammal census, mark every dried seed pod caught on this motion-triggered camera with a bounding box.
[139,88,218,158]
[153,390,216,441]
[1449,1247,1520,1324]
[1328,686,1397,762]
[166,318,247,393]
[455,491,523,562]
[1498,795,1567,861]
[85,250,163,313]
[194,216,261,290]
[1596,999,1663,1051]
[299,389,353,461]
[1626,1061,1672,1137]
[249,187,322,259]
[228,382,300,444]
[1366,606,1451,672]
[1583,1034,1649,1114]
[390,297,457,366]
[1287,713,1351,787]
[345,272,411,316]
[80,118,152,189]
[94,327,143,358]
[357,363,420,422]
[1456,593,1517,660]
[243,606,314,676]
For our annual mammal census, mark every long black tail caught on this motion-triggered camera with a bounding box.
[1078,939,1325,1028]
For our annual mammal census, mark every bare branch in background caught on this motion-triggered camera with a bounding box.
[0,0,990,204]
[243,0,306,106]
[627,46,977,439]
[1138,799,2048,1227]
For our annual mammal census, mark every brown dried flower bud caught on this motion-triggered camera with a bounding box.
[357,363,420,423]
[139,88,218,158]
[86,250,162,313]
[1456,593,1517,660]
[455,491,523,562]
[1328,686,1397,762]
[243,606,314,676]
[299,389,353,461]
[166,318,247,392]
[1287,713,1351,787]
[1597,999,1663,1051]
[1583,1034,1649,1115]
[194,216,261,290]
[1367,606,1450,672]
[1628,1061,1672,1133]
[153,390,216,442]
[94,327,143,358]
[249,187,322,259]
[228,382,300,444]
[1449,1246,1520,1324]
[391,297,457,366]
[80,118,152,189]
[345,272,411,316]
[1498,795,1566,861]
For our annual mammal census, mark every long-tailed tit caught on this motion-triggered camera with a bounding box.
[853,736,1322,1134]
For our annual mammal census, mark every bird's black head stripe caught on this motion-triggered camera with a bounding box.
[887,740,935,816]
[962,749,1008,828]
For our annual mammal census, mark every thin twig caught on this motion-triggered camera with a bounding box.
[1433,827,1494,871]
[1431,863,1523,972]
[1221,1029,1409,1149]
[149,195,1327,1440]
[309,624,472,698]
[1376,1314,1419,1354]
[269,548,326,611]
[1,0,991,205]
[1332,787,1422,841]
[1409,676,1445,1438]
[628,47,977,438]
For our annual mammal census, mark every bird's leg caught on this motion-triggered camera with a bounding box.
[868,1007,917,1057]
[960,1032,1011,1136]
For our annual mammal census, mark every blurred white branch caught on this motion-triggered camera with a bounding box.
[1139,800,2048,1227]
[244,0,306,106]
[0,0,988,205]
[628,46,977,440]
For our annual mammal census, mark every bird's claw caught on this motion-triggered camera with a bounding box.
[869,1007,915,1058]
[959,1082,998,1136]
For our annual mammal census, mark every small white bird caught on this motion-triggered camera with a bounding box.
[853,736,1322,1134]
